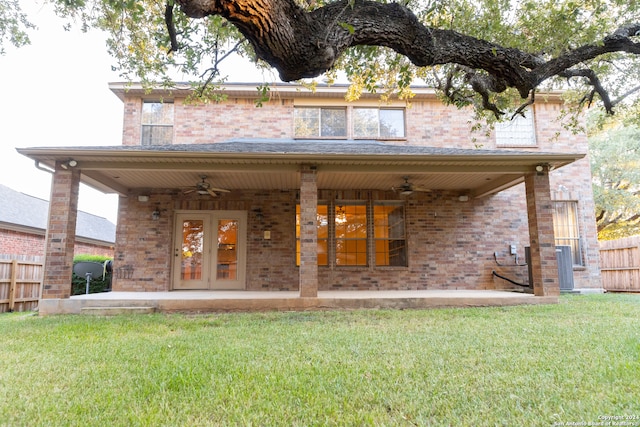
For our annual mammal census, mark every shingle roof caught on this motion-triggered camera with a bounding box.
[30,139,570,157]
[0,184,116,244]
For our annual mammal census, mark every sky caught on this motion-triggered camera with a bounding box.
[0,2,123,223]
[0,1,271,225]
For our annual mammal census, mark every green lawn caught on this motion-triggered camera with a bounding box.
[1,294,638,426]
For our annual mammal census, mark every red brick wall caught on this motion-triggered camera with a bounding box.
[112,193,174,292]
[0,229,45,257]
[121,93,586,152]
[0,229,113,259]
[112,90,600,292]
[114,184,587,292]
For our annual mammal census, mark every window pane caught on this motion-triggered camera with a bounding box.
[294,108,319,137]
[320,108,347,137]
[379,109,405,137]
[374,204,407,266]
[141,125,173,146]
[495,109,536,146]
[353,108,379,138]
[335,204,367,266]
[142,102,174,125]
[553,201,583,266]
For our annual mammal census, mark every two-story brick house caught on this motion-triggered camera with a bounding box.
[18,82,601,314]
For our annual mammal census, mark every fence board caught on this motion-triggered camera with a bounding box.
[0,259,42,313]
[599,236,640,292]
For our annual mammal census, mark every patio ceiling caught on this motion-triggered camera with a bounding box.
[17,141,585,199]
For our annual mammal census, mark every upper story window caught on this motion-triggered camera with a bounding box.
[495,109,536,147]
[141,101,174,145]
[294,107,347,138]
[294,106,405,139]
[353,108,405,138]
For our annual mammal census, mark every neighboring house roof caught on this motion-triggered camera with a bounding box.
[17,140,585,200]
[0,184,116,245]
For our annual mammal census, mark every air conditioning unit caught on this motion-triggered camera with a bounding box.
[524,245,574,291]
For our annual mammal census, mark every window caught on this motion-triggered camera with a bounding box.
[141,101,174,145]
[495,109,536,146]
[295,204,329,265]
[293,106,406,139]
[295,201,407,267]
[553,201,583,266]
[294,107,347,138]
[353,108,405,138]
[374,204,407,266]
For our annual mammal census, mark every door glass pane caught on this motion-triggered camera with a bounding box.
[181,220,203,280]
[217,219,238,280]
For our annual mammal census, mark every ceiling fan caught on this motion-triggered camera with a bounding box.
[392,176,431,195]
[183,175,230,197]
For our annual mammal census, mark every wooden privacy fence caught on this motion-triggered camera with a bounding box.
[599,236,640,292]
[0,258,42,313]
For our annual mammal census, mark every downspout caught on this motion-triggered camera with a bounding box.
[35,161,54,174]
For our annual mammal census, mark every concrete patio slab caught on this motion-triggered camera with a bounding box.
[37,290,557,315]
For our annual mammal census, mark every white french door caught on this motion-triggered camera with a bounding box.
[173,211,247,290]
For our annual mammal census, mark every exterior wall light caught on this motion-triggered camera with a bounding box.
[152,209,161,220]
[60,159,78,169]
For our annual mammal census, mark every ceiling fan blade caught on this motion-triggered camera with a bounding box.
[413,186,432,192]
[183,188,196,194]
[206,189,218,197]
[210,187,230,193]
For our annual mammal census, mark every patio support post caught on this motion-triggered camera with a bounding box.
[299,165,318,297]
[41,162,81,299]
[525,167,560,297]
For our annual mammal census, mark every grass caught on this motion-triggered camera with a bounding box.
[0,294,639,426]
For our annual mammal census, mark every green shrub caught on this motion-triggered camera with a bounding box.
[72,255,113,295]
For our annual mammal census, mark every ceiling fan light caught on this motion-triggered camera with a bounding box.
[197,190,209,195]
[400,190,413,196]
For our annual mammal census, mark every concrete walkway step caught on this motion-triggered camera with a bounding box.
[80,306,156,315]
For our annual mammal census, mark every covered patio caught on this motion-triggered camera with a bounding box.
[18,140,583,314]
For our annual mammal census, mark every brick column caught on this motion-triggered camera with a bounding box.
[41,163,81,299]
[525,167,560,297]
[299,166,318,297]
